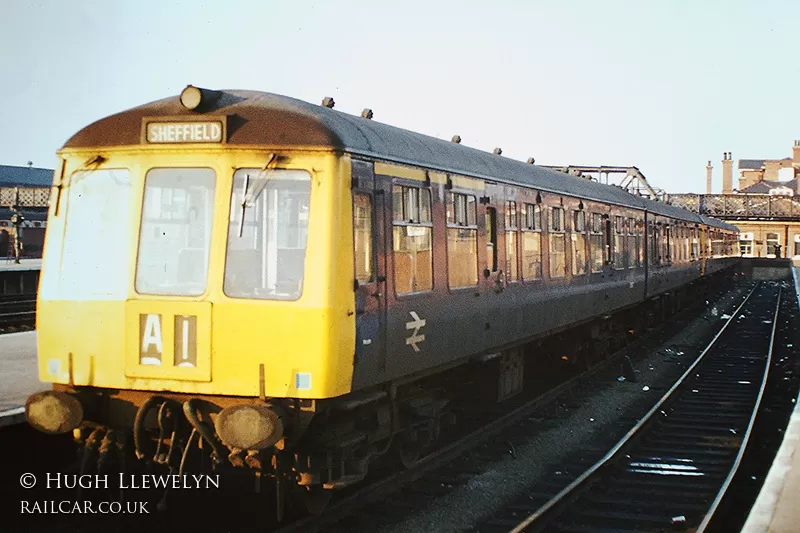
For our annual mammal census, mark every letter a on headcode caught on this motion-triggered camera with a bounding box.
[142,314,163,353]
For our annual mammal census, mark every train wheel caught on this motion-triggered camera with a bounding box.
[291,485,331,516]
[397,431,422,469]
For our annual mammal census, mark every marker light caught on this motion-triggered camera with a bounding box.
[180,85,203,110]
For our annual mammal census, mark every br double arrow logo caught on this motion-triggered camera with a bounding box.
[405,311,426,353]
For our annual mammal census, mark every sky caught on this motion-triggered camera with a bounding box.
[2,0,798,194]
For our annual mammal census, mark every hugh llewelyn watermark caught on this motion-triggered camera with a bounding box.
[18,473,220,514]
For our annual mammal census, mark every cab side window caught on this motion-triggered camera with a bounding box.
[354,194,373,283]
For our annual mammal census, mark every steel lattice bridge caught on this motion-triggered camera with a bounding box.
[668,193,800,221]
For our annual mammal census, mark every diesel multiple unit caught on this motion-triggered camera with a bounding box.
[26,86,739,514]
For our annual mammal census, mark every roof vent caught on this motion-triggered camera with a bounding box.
[451,135,462,144]
[493,147,503,155]
[527,157,535,164]
[361,108,374,119]
[322,97,335,109]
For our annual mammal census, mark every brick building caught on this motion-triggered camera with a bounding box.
[673,141,800,260]
[737,141,800,193]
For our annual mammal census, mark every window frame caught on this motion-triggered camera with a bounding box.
[136,166,217,297]
[353,192,374,284]
[520,201,543,281]
[589,212,604,273]
[505,200,519,283]
[392,183,434,296]
[549,206,567,278]
[222,167,312,301]
[572,210,587,276]
[613,215,625,270]
[446,190,479,289]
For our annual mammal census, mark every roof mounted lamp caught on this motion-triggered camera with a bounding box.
[180,85,221,111]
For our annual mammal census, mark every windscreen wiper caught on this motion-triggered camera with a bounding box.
[238,153,276,237]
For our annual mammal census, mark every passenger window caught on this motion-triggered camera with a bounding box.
[614,216,625,269]
[651,223,661,265]
[572,211,586,275]
[354,194,373,283]
[393,185,433,294]
[664,225,672,263]
[590,213,604,272]
[627,217,636,269]
[505,201,518,281]
[549,207,566,278]
[521,203,542,280]
[486,207,498,272]
[447,192,478,288]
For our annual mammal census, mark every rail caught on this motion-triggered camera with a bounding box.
[504,282,780,532]
[272,284,739,532]
[0,293,36,329]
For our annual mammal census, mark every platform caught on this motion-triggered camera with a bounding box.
[0,258,41,272]
[0,331,46,428]
[740,267,800,533]
[0,258,40,295]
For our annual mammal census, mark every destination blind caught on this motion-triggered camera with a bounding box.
[146,121,223,143]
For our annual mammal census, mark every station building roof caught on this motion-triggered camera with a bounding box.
[739,159,766,170]
[739,158,793,170]
[740,179,799,194]
[0,165,53,187]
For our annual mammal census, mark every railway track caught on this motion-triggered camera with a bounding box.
[476,281,783,533]
[0,293,36,331]
[268,283,747,533]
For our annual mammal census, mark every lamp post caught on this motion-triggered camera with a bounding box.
[9,187,24,264]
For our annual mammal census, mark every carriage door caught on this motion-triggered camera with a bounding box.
[352,160,387,371]
[604,216,613,273]
[484,203,503,292]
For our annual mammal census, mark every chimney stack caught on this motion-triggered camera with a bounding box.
[722,152,733,194]
[793,140,800,168]
[706,161,713,194]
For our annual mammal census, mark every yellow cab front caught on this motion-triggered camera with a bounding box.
[36,147,356,401]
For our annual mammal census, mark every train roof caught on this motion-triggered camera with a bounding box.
[698,215,739,232]
[64,89,735,232]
